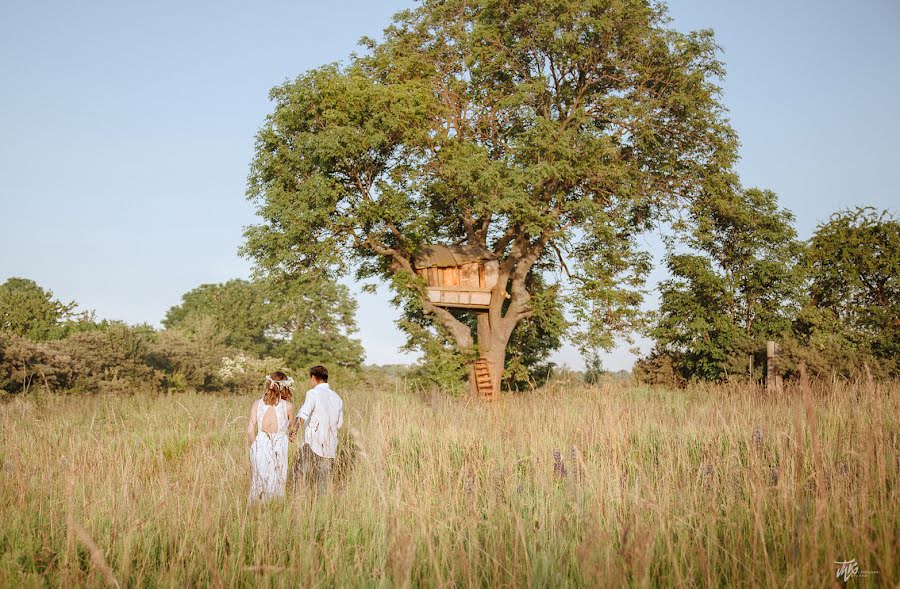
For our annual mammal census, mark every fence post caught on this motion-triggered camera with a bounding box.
[766,341,783,393]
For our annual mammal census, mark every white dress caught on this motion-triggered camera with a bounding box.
[248,398,289,503]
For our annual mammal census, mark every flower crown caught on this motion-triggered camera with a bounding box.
[265,375,294,391]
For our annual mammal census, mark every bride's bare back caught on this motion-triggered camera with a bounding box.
[247,398,295,441]
[260,403,281,434]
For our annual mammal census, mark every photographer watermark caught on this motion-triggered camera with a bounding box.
[834,559,877,582]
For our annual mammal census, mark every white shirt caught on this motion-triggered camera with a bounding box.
[296,383,343,458]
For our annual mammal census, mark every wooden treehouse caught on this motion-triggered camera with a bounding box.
[414,244,500,399]
[414,244,500,310]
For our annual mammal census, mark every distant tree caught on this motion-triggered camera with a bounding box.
[163,280,270,355]
[244,0,738,391]
[649,187,803,381]
[583,352,606,385]
[632,350,683,387]
[0,278,81,341]
[150,315,229,391]
[794,207,899,375]
[163,278,364,369]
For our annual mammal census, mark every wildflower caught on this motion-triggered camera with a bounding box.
[552,448,567,479]
[752,427,763,448]
[700,462,714,490]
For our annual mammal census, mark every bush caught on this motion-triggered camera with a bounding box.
[0,332,69,393]
[0,324,159,394]
[50,323,159,393]
[218,353,287,395]
[146,327,224,391]
[633,352,686,388]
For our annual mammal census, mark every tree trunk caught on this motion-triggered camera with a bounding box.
[471,312,511,396]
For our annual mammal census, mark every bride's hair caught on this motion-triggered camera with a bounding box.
[263,371,293,405]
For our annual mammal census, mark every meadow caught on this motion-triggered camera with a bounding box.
[0,378,897,587]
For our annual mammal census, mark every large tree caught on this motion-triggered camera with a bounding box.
[244,0,737,391]
[649,187,803,381]
[795,207,899,375]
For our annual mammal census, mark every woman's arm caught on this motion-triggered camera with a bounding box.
[247,400,258,446]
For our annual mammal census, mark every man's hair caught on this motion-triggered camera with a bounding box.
[309,365,328,383]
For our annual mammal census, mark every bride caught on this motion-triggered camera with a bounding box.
[247,371,295,503]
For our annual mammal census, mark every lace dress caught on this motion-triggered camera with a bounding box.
[248,398,289,503]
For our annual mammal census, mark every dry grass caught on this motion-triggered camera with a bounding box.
[0,379,897,587]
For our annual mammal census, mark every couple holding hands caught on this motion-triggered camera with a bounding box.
[246,366,343,503]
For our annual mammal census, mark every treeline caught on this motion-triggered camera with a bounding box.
[0,277,364,395]
[635,203,898,386]
[2,203,895,395]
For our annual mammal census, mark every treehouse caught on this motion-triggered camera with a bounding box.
[414,244,500,310]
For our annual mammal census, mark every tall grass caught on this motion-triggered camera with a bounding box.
[1,379,896,587]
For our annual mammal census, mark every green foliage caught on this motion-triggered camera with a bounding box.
[0,322,159,394]
[792,207,899,377]
[163,280,270,355]
[0,277,306,395]
[649,187,803,381]
[632,351,684,388]
[0,331,67,393]
[163,277,364,371]
[582,352,606,385]
[243,0,738,387]
[0,278,83,341]
[148,316,229,391]
[399,274,566,392]
[218,353,287,394]
[59,322,159,392]
[397,299,472,395]
[500,277,567,390]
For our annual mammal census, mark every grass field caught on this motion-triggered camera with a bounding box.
[1,379,897,587]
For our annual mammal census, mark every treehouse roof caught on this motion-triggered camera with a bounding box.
[415,244,497,269]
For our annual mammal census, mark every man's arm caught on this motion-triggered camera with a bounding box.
[293,389,316,434]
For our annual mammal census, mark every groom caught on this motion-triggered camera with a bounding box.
[289,365,343,494]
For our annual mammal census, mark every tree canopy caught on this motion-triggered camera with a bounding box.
[795,207,899,376]
[649,188,803,381]
[0,278,83,341]
[163,278,364,369]
[642,203,899,383]
[244,0,738,390]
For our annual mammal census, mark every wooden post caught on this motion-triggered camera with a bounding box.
[766,341,783,393]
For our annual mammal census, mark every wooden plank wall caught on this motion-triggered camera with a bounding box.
[418,260,500,296]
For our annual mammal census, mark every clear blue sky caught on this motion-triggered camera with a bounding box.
[1,0,898,370]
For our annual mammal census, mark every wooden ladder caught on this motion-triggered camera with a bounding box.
[473,358,496,399]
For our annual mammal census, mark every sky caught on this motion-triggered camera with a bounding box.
[1,0,898,370]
